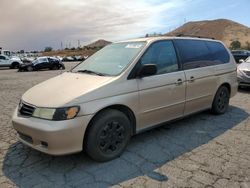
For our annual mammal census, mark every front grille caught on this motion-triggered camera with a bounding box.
[19,102,35,117]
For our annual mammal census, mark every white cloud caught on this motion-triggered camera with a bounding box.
[0,0,188,50]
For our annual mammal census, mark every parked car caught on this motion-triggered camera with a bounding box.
[62,56,75,62]
[0,55,23,69]
[20,57,35,64]
[231,50,250,63]
[53,56,63,61]
[237,56,250,87]
[12,37,237,162]
[18,57,65,71]
[74,55,85,61]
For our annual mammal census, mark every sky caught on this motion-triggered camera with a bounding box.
[0,0,249,51]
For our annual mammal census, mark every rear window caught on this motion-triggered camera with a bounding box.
[205,41,229,64]
[175,39,229,70]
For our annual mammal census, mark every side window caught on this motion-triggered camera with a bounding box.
[175,39,213,70]
[206,41,229,64]
[0,56,6,60]
[140,40,178,75]
[38,58,48,63]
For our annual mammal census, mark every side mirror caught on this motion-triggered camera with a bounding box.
[239,59,245,64]
[137,64,157,78]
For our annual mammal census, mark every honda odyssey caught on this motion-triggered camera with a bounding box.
[12,37,238,161]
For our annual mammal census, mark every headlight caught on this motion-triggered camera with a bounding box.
[32,106,80,121]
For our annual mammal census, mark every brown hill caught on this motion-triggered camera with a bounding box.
[166,19,250,47]
[87,39,112,48]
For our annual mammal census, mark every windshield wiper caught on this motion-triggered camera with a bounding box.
[76,69,108,76]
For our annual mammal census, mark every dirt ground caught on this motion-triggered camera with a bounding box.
[0,63,250,188]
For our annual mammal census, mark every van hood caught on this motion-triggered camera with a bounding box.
[22,72,113,107]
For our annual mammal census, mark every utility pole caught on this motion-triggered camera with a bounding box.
[78,40,80,48]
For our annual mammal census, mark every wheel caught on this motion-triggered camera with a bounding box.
[10,62,19,69]
[211,86,230,115]
[85,109,132,162]
[27,66,33,71]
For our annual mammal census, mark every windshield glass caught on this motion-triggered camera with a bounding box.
[72,42,146,76]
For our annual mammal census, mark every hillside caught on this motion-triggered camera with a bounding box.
[87,39,112,48]
[42,39,111,57]
[166,19,250,47]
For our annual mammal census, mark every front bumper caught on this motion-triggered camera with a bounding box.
[237,74,250,86]
[12,107,93,155]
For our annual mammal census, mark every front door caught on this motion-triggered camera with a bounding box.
[137,40,186,130]
[0,55,10,67]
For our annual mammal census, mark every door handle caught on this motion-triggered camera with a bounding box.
[175,79,183,85]
[189,76,195,82]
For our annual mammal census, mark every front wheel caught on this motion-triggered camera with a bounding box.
[84,109,132,162]
[10,62,20,69]
[211,86,230,115]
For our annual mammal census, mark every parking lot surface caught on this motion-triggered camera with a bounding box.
[0,63,250,188]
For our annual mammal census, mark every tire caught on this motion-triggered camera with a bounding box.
[51,65,58,70]
[10,62,19,69]
[211,86,230,115]
[27,66,33,72]
[85,109,132,162]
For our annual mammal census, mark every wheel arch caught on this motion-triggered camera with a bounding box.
[83,104,137,146]
[11,61,20,68]
[220,82,231,95]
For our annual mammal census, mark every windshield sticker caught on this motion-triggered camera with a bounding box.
[125,44,142,49]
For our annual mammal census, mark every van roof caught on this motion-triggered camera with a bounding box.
[117,36,221,44]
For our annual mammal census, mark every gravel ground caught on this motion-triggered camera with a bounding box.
[0,62,250,188]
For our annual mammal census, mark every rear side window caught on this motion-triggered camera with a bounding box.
[205,41,229,64]
[175,39,229,70]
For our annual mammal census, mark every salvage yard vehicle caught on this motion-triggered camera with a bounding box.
[232,50,250,63]
[12,36,237,162]
[0,55,23,69]
[18,57,65,71]
[237,56,250,87]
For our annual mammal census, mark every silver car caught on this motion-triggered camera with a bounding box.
[237,57,250,87]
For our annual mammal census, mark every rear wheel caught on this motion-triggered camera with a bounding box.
[27,66,33,71]
[85,109,132,162]
[211,86,230,114]
[51,65,59,70]
[61,65,65,70]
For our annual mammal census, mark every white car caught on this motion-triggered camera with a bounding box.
[0,55,23,69]
[237,56,250,87]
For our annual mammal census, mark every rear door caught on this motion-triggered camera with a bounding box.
[136,40,186,130]
[174,39,218,115]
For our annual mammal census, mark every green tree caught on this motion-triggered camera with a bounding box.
[230,41,241,50]
[44,47,53,52]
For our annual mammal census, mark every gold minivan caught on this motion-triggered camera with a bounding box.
[12,37,238,161]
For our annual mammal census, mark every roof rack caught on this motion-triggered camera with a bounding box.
[175,33,215,40]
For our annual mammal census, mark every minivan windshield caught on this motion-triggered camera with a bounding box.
[72,42,146,76]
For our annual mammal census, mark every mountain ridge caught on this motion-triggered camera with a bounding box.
[165,19,250,47]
